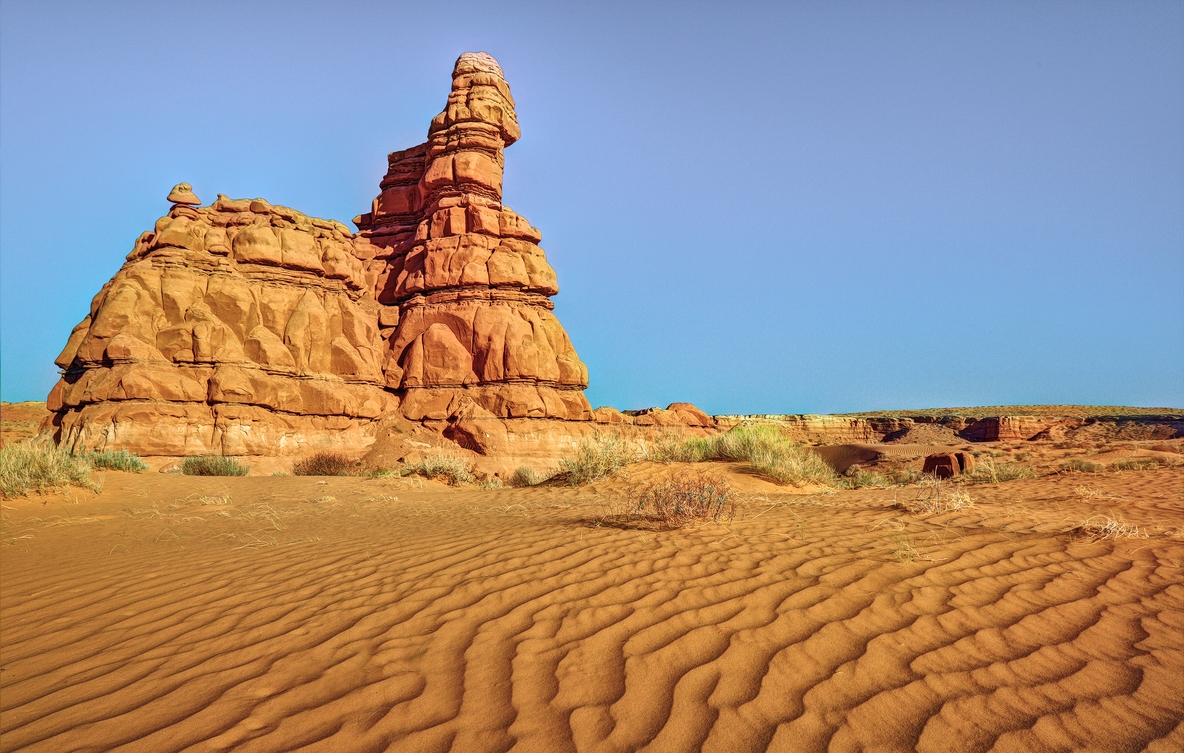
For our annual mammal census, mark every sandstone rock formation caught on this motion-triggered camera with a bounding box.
[46,186,394,456]
[354,52,591,426]
[44,53,598,465]
[922,451,975,478]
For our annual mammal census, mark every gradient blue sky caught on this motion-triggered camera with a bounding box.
[2,1,1181,413]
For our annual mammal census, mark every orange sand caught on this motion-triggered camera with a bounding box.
[2,465,1182,751]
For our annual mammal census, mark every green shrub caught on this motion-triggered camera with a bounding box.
[646,433,711,463]
[85,450,148,473]
[1058,458,1103,474]
[558,433,639,485]
[181,455,250,476]
[292,452,361,476]
[409,449,475,485]
[0,444,95,497]
[715,424,837,487]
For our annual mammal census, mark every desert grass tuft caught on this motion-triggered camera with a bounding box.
[510,466,549,487]
[181,455,250,477]
[0,444,95,497]
[645,424,838,487]
[408,449,475,486]
[292,452,363,476]
[558,433,641,485]
[84,450,148,473]
[1059,458,1104,474]
[962,458,1038,484]
[1111,457,1179,471]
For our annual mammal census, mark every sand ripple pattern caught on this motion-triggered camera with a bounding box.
[2,470,1183,752]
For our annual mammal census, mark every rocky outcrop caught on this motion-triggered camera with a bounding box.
[45,188,394,456]
[355,52,590,425]
[44,52,595,464]
[921,452,975,478]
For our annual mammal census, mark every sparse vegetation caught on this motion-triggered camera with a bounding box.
[510,466,549,487]
[1059,458,1103,474]
[901,478,975,514]
[1071,515,1144,541]
[84,450,148,473]
[181,455,250,477]
[558,433,641,485]
[0,444,95,497]
[889,530,923,564]
[638,472,734,529]
[962,458,1037,484]
[408,449,475,485]
[841,466,893,488]
[1111,457,1180,471]
[645,424,838,487]
[292,452,363,476]
[595,471,735,530]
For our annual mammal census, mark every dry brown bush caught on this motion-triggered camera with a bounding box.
[595,471,735,530]
[292,452,362,476]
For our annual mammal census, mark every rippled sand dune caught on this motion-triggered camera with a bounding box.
[2,466,1182,752]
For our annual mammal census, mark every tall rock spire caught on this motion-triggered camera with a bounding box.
[356,52,591,424]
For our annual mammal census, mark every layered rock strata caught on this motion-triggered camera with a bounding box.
[354,52,591,426]
[46,189,394,456]
[45,52,601,463]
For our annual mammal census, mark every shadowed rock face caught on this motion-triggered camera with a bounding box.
[355,51,592,423]
[45,52,595,459]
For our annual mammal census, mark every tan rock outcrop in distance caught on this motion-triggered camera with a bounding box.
[46,186,395,456]
[354,51,592,425]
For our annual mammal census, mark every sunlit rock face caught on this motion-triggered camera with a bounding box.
[47,190,395,456]
[354,51,592,425]
[46,52,597,460]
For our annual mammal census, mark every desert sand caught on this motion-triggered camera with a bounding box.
[2,460,1182,752]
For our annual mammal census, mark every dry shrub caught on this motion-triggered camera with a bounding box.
[0,444,95,497]
[598,471,735,530]
[181,455,250,477]
[1071,515,1144,541]
[409,449,475,485]
[558,433,641,485]
[901,478,975,514]
[639,472,734,528]
[292,452,362,476]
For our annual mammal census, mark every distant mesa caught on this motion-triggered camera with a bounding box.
[43,52,714,468]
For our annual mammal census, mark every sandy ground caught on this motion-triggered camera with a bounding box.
[2,464,1182,752]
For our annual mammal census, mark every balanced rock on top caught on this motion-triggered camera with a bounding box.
[166,182,201,206]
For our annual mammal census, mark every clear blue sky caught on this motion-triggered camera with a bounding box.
[2,1,1181,413]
